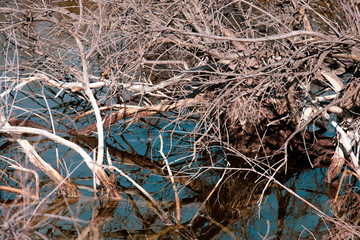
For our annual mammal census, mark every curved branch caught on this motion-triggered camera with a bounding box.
[0,126,122,199]
[156,27,336,42]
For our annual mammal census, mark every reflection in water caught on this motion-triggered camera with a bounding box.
[0,0,353,238]
[0,83,334,238]
[0,51,337,239]
[0,166,333,239]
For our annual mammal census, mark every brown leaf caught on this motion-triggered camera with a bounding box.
[220,26,247,51]
[325,155,345,183]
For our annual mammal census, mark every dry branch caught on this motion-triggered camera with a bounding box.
[1,0,360,237]
[155,27,336,42]
[0,113,80,197]
[159,134,181,225]
[0,126,122,199]
[0,185,37,200]
[108,166,172,225]
[69,95,204,136]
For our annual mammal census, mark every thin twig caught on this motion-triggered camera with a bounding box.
[189,164,228,226]
[159,134,181,225]
[107,166,172,225]
[156,27,336,42]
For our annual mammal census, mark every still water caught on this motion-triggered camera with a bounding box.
[0,0,345,238]
[0,82,336,239]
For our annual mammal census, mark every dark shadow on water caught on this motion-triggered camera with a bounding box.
[0,53,345,240]
[0,120,336,239]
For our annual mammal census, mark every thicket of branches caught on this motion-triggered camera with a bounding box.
[1,0,360,238]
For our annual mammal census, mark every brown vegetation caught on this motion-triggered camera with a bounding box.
[1,0,360,238]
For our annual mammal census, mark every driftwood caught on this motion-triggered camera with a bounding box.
[69,96,204,136]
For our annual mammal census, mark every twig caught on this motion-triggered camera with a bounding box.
[332,53,360,62]
[0,155,40,199]
[284,83,360,166]
[0,186,37,200]
[0,112,80,197]
[159,134,181,225]
[199,166,355,233]
[188,164,227,226]
[0,77,37,98]
[156,27,335,42]
[107,166,172,225]
[69,96,203,136]
[297,0,341,36]
[72,31,105,168]
[236,0,292,31]
[0,126,121,199]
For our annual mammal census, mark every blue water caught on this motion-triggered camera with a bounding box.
[0,77,337,239]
